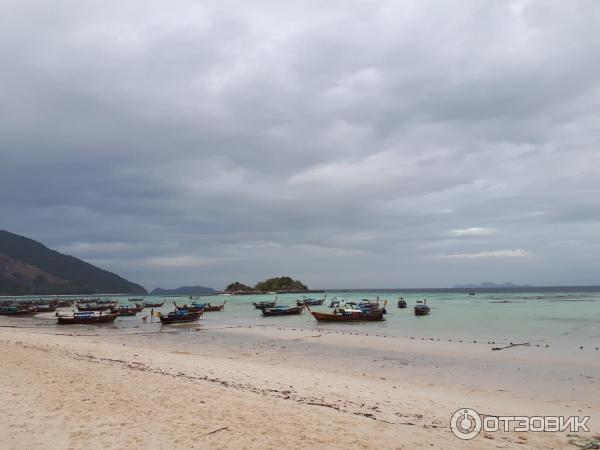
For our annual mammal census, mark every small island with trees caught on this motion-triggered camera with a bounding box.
[225,276,324,295]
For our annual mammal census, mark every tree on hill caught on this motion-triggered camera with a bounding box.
[254,276,307,292]
[224,281,257,293]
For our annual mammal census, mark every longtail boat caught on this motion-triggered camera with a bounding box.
[34,304,58,313]
[253,299,277,309]
[174,302,204,313]
[397,298,407,308]
[111,304,144,316]
[414,300,430,316]
[77,303,116,312]
[296,295,326,306]
[57,300,75,307]
[306,301,386,322]
[158,309,202,324]
[203,300,226,312]
[57,311,119,325]
[261,305,304,317]
[96,299,116,305]
[0,306,35,316]
[143,300,165,308]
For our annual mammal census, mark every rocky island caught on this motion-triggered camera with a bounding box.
[224,276,324,295]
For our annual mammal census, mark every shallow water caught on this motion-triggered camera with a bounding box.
[2,289,600,351]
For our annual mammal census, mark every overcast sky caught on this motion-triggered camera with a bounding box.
[2,1,600,290]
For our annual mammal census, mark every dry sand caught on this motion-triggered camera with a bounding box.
[0,323,598,449]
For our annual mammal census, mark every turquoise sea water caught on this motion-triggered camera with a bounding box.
[3,289,600,351]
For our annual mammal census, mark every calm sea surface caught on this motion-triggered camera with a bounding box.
[3,288,600,351]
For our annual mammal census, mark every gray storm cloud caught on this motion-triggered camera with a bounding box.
[1,0,599,289]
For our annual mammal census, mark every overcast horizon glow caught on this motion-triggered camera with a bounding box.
[2,1,600,290]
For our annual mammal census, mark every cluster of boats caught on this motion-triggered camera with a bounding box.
[252,296,388,321]
[1,294,431,325]
[397,297,431,316]
[0,298,69,315]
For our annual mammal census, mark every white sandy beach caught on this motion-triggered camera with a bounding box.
[0,322,598,449]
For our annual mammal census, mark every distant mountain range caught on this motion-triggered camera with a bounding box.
[150,286,217,295]
[453,282,532,289]
[0,230,147,295]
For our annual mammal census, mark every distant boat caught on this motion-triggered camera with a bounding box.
[261,305,304,317]
[158,309,202,324]
[296,295,326,306]
[77,303,116,312]
[111,304,144,316]
[203,301,226,312]
[174,302,205,313]
[34,303,58,313]
[414,300,430,316]
[0,305,35,316]
[57,311,119,325]
[397,298,407,308]
[253,299,277,310]
[143,300,165,308]
[57,300,74,307]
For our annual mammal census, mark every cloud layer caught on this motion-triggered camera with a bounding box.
[2,0,600,289]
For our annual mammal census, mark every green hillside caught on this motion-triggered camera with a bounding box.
[0,230,147,295]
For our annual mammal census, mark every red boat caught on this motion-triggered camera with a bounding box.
[306,301,386,322]
[57,311,119,325]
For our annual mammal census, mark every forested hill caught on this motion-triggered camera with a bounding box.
[0,230,147,295]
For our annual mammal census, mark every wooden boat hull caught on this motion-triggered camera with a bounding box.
[159,311,202,324]
[397,301,407,308]
[77,304,115,312]
[0,309,35,316]
[262,306,304,317]
[310,311,385,322]
[143,302,165,308]
[253,302,276,309]
[34,305,58,313]
[174,304,205,313]
[57,301,74,307]
[414,309,430,316]
[296,299,325,306]
[57,313,119,325]
[203,304,225,312]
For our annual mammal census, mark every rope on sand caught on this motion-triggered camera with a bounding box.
[199,426,229,437]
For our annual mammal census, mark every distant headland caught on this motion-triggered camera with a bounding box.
[0,230,146,295]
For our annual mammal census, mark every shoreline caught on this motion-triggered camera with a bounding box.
[0,323,598,449]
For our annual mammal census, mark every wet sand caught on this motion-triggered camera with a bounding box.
[0,323,598,449]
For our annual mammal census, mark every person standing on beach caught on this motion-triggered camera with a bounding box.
[151,308,154,322]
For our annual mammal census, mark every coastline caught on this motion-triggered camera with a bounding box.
[0,322,597,449]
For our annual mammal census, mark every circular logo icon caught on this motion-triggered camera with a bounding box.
[450,408,482,440]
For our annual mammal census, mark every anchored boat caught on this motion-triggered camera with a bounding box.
[414,300,430,316]
[158,309,202,324]
[306,301,386,322]
[261,305,304,317]
[57,311,119,325]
